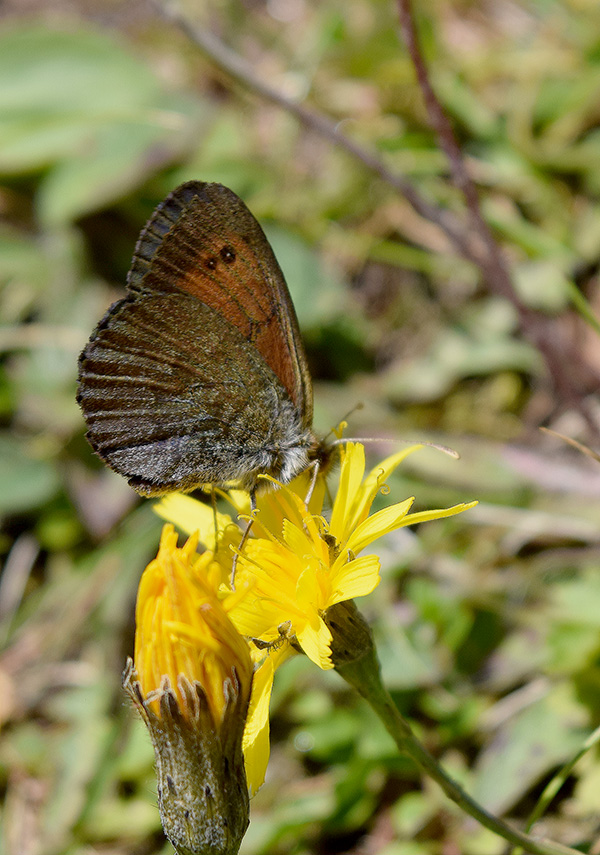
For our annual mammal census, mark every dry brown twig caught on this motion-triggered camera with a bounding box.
[396,0,600,438]
[152,0,474,259]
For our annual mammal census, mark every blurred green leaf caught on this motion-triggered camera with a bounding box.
[548,570,600,627]
[384,327,539,404]
[390,791,437,841]
[42,681,114,846]
[513,260,571,312]
[0,229,51,323]
[472,684,587,814]
[0,433,60,513]
[377,614,441,690]
[0,24,207,223]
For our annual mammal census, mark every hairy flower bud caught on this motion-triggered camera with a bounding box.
[127,525,253,855]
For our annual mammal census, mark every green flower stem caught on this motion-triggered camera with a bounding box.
[326,601,581,855]
[510,723,600,855]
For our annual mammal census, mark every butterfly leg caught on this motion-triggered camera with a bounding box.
[210,487,219,553]
[230,489,257,589]
[303,459,321,507]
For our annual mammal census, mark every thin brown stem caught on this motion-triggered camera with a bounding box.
[396,0,515,301]
[151,0,476,262]
[396,0,600,436]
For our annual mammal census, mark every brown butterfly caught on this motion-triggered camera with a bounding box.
[77,181,328,497]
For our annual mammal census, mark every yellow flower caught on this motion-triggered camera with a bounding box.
[126,524,253,855]
[155,441,477,794]
[228,442,476,669]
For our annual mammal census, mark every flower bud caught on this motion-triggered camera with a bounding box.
[126,526,253,855]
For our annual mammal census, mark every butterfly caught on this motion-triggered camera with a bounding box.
[77,181,328,497]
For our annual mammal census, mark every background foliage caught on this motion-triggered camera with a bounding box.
[1,1,599,853]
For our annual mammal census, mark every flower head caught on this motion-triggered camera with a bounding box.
[125,525,253,855]
[228,442,475,668]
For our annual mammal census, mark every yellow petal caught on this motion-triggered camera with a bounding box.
[155,493,234,552]
[329,554,381,602]
[330,444,425,544]
[243,645,294,795]
[256,477,309,536]
[226,490,251,514]
[282,519,313,558]
[133,525,253,724]
[345,498,414,555]
[398,501,478,527]
[229,594,281,640]
[329,443,366,540]
[297,617,333,670]
[346,444,423,532]
[363,444,424,493]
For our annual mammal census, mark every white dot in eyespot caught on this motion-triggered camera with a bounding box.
[293,731,315,753]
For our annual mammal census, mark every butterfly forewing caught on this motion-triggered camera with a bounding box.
[128,182,312,428]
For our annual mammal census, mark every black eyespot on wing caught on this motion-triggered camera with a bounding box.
[220,245,236,264]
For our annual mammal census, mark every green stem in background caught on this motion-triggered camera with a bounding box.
[325,601,582,855]
[566,280,600,337]
[509,723,600,855]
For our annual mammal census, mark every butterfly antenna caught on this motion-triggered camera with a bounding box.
[329,435,460,459]
[320,402,365,444]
